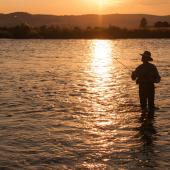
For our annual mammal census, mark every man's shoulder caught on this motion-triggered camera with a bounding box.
[148,62,155,66]
[148,63,157,69]
[135,63,157,71]
[136,64,144,70]
[140,62,157,68]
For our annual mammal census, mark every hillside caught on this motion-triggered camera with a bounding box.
[0,12,170,28]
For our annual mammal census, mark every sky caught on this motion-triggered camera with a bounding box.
[1,0,170,15]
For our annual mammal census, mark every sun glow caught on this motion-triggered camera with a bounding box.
[86,0,112,13]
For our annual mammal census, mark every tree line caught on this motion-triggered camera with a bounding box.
[140,17,170,28]
[0,22,170,39]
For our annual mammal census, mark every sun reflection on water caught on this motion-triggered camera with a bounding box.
[85,40,118,145]
[82,40,138,161]
[91,40,113,79]
[89,40,116,111]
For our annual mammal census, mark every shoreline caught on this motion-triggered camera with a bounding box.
[0,37,170,39]
[1,25,170,39]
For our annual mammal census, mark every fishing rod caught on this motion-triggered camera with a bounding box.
[113,57,133,73]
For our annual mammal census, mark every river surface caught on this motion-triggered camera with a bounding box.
[0,39,169,170]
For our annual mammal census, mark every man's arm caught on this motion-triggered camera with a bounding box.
[131,70,137,81]
[154,65,161,83]
[131,66,139,81]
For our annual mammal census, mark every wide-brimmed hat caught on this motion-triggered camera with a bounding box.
[140,51,153,61]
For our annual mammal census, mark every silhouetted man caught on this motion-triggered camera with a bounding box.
[131,51,161,113]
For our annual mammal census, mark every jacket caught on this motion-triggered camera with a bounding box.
[131,62,161,84]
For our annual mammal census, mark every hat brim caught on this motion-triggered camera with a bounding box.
[140,53,146,56]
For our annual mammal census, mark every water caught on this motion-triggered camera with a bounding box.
[0,39,169,169]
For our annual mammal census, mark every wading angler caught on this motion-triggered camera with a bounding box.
[131,51,161,113]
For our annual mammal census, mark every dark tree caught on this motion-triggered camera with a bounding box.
[10,23,31,38]
[154,21,170,28]
[140,18,148,28]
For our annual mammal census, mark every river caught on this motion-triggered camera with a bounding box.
[0,39,169,169]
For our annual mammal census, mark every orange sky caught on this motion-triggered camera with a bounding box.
[1,0,170,15]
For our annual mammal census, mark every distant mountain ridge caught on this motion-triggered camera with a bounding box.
[0,12,170,28]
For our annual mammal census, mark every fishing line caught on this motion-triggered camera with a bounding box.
[113,57,133,73]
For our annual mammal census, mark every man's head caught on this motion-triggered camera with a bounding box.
[140,51,153,62]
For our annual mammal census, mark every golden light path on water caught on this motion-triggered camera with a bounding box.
[79,40,145,169]
[78,40,137,169]
[90,40,114,115]
[90,40,114,128]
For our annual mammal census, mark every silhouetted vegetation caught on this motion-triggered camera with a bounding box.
[0,23,170,39]
[154,21,170,28]
[10,23,32,38]
[140,18,148,28]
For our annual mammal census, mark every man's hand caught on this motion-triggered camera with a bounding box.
[131,71,137,81]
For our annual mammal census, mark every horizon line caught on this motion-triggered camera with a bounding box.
[1,11,170,17]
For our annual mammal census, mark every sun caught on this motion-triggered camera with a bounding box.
[98,0,110,6]
[88,0,111,7]
[86,0,113,14]
[99,0,104,4]
[96,0,112,12]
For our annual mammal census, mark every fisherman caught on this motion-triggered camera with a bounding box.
[131,51,161,113]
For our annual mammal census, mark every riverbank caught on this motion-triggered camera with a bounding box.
[0,25,170,39]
